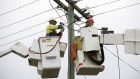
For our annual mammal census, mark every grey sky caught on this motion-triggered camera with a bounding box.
[0,0,140,79]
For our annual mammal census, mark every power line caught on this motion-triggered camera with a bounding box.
[94,3,140,16]
[0,15,81,47]
[60,8,83,28]
[0,8,54,30]
[103,46,140,74]
[49,0,67,23]
[49,0,82,31]
[116,45,121,79]
[0,0,40,17]
[0,30,45,47]
[0,15,66,40]
[89,0,120,9]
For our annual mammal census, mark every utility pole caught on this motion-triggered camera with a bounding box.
[53,1,93,79]
[67,4,75,79]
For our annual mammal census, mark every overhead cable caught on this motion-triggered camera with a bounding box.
[0,0,40,17]
[0,15,82,47]
[89,0,120,9]
[0,30,45,47]
[94,3,140,16]
[0,8,54,30]
[49,0,67,23]
[0,15,66,40]
[116,45,121,79]
[104,46,140,74]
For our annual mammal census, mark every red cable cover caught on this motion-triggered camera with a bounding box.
[29,33,63,54]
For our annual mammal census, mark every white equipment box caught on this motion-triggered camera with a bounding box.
[0,48,12,58]
[28,39,41,67]
[80,27,100,52]
[100,34,124,45]
[38,36,61,78]
[74,27,104,75]
[75,50,104,75]
[125,29,140,55]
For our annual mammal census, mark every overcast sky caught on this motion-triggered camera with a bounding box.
[0,0,140,79]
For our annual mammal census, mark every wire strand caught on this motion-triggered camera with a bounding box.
[103,46,140,74]
[94,3,140,16]
[49,0,67,23]
[89,0,120,9]
[0,30,45,47]
[0,15,66,47]
[0,8,54,30]
[0,0,40,17]
[116,45,121,79]
[0,15,65,40]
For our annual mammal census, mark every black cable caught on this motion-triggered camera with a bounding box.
[88,44,105,65]
[0,15,65,40]
[0,16,80,47]
[49,0,80,35]
[57,7,80,31]
[103,46,140,74]
[116,45,121,79]
[49,0,67,23]
[60,8,82,28]
[0,30,45,47]
[0,8,54,30]
[0,14,80,47]
[89,0,120,9]
[94,3,140,16]
[0,0,40,17]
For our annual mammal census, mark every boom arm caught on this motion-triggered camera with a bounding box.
[0,42,29,58]
[99,28,140,55]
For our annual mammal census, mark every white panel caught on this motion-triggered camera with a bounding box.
[60,42,67,57]
[83,37,100,51]
[135,29,140,55]
[11,42,29,58]
[76,52,104,75]
[124,42,135,54]
[125,29,135,41]
[80,27,98,38]
[77,50,84,63]
[37,61,42,75]
[136,42,140,55]
[0,48,12,58]
[39,36,61,78]
[135,29,140,41]
[100,34,124,45]
[28,39,41,66]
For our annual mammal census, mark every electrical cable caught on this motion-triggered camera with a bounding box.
[57,4,84,29]
[0,30,45,47]
[49,0,67,23]
[0,8,54,30]
[49,0,79,34]
[0,0,40,17]
[89,0,120,9]
[116,45,121,79]
[88,44,105,65]
[103,46,140,74]
[29,32,63,54]
[94,3,140,16]
[0,15,66,47]
[0,15,65,40]
[0,14,82,47]
[60,9,82,28]
[57,7,80,31]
